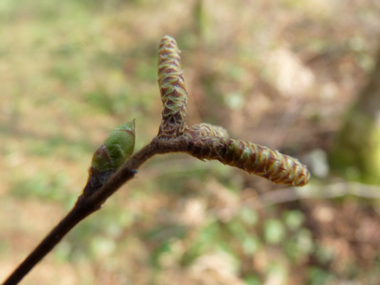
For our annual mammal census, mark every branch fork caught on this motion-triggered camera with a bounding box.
[3,35,310,285]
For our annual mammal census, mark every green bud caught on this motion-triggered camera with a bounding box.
[91,120,135,172]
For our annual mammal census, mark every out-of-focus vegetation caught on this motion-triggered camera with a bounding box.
[1,0,380,284]
[330,47,380,185]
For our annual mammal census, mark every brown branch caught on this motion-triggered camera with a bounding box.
[2,138,189,285]
[2,203,102,285]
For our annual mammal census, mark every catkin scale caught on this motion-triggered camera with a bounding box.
[157,35,188,138]
[184,123,229,140]
[184,125,310,186]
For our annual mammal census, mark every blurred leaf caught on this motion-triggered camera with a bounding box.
[10,172,69,202]
[54,241,72,263]
[266,262,288,283]
[0,240,11,257]
[263,219,285,244]
[135,60,157,82]
[224,91,245,110]
[315,244,335,265]
[243,236,260,255]
[308,267,337,285]
[283,210,305,230]
[152,241,171,267]
[89,236,116,259]
[239,206,258,226]
[284,229,313,262]
[144,225,187,242]
[244,275,261,285]
[226,218,249,240]
[182,222,220,266]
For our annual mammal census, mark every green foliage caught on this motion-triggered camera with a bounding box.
[264,219,286,244]
[239,206,258,226]
[283,210,305,230]
[10,172,70,202]
[242,236,260,255]
[244,275,261,285]
[330,107,380,184]
[284,229,313,262]
[308,267,337,285]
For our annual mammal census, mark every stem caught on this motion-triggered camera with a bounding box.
[2,204,97,285]
[2,138,189,285]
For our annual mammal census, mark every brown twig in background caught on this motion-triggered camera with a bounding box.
[245,182,380,210]
[2,36,310,285]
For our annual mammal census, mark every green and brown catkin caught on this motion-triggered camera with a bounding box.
[184,123,229,139]
[157,35,188,139]
[184,125,310,186]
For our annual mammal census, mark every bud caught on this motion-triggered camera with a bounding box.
[83,120,136,196]
[91,120,135,172]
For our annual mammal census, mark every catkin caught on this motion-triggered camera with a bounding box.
[184,123,229,139]
[156,36,310,186]
[157,35,188,138]
[184,126,310,186]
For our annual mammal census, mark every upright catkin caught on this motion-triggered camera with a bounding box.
[184,126,310,186]
[157,35,188,138]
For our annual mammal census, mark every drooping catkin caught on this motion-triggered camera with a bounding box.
[184,126,310,186]
[157,35,188,139]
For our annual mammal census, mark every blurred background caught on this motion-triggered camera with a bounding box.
[1,0,380,284]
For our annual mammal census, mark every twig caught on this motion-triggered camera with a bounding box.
[2,138,191,285]
[2,202,107,285]
[2,36,311,284]
[245,182,380,209]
